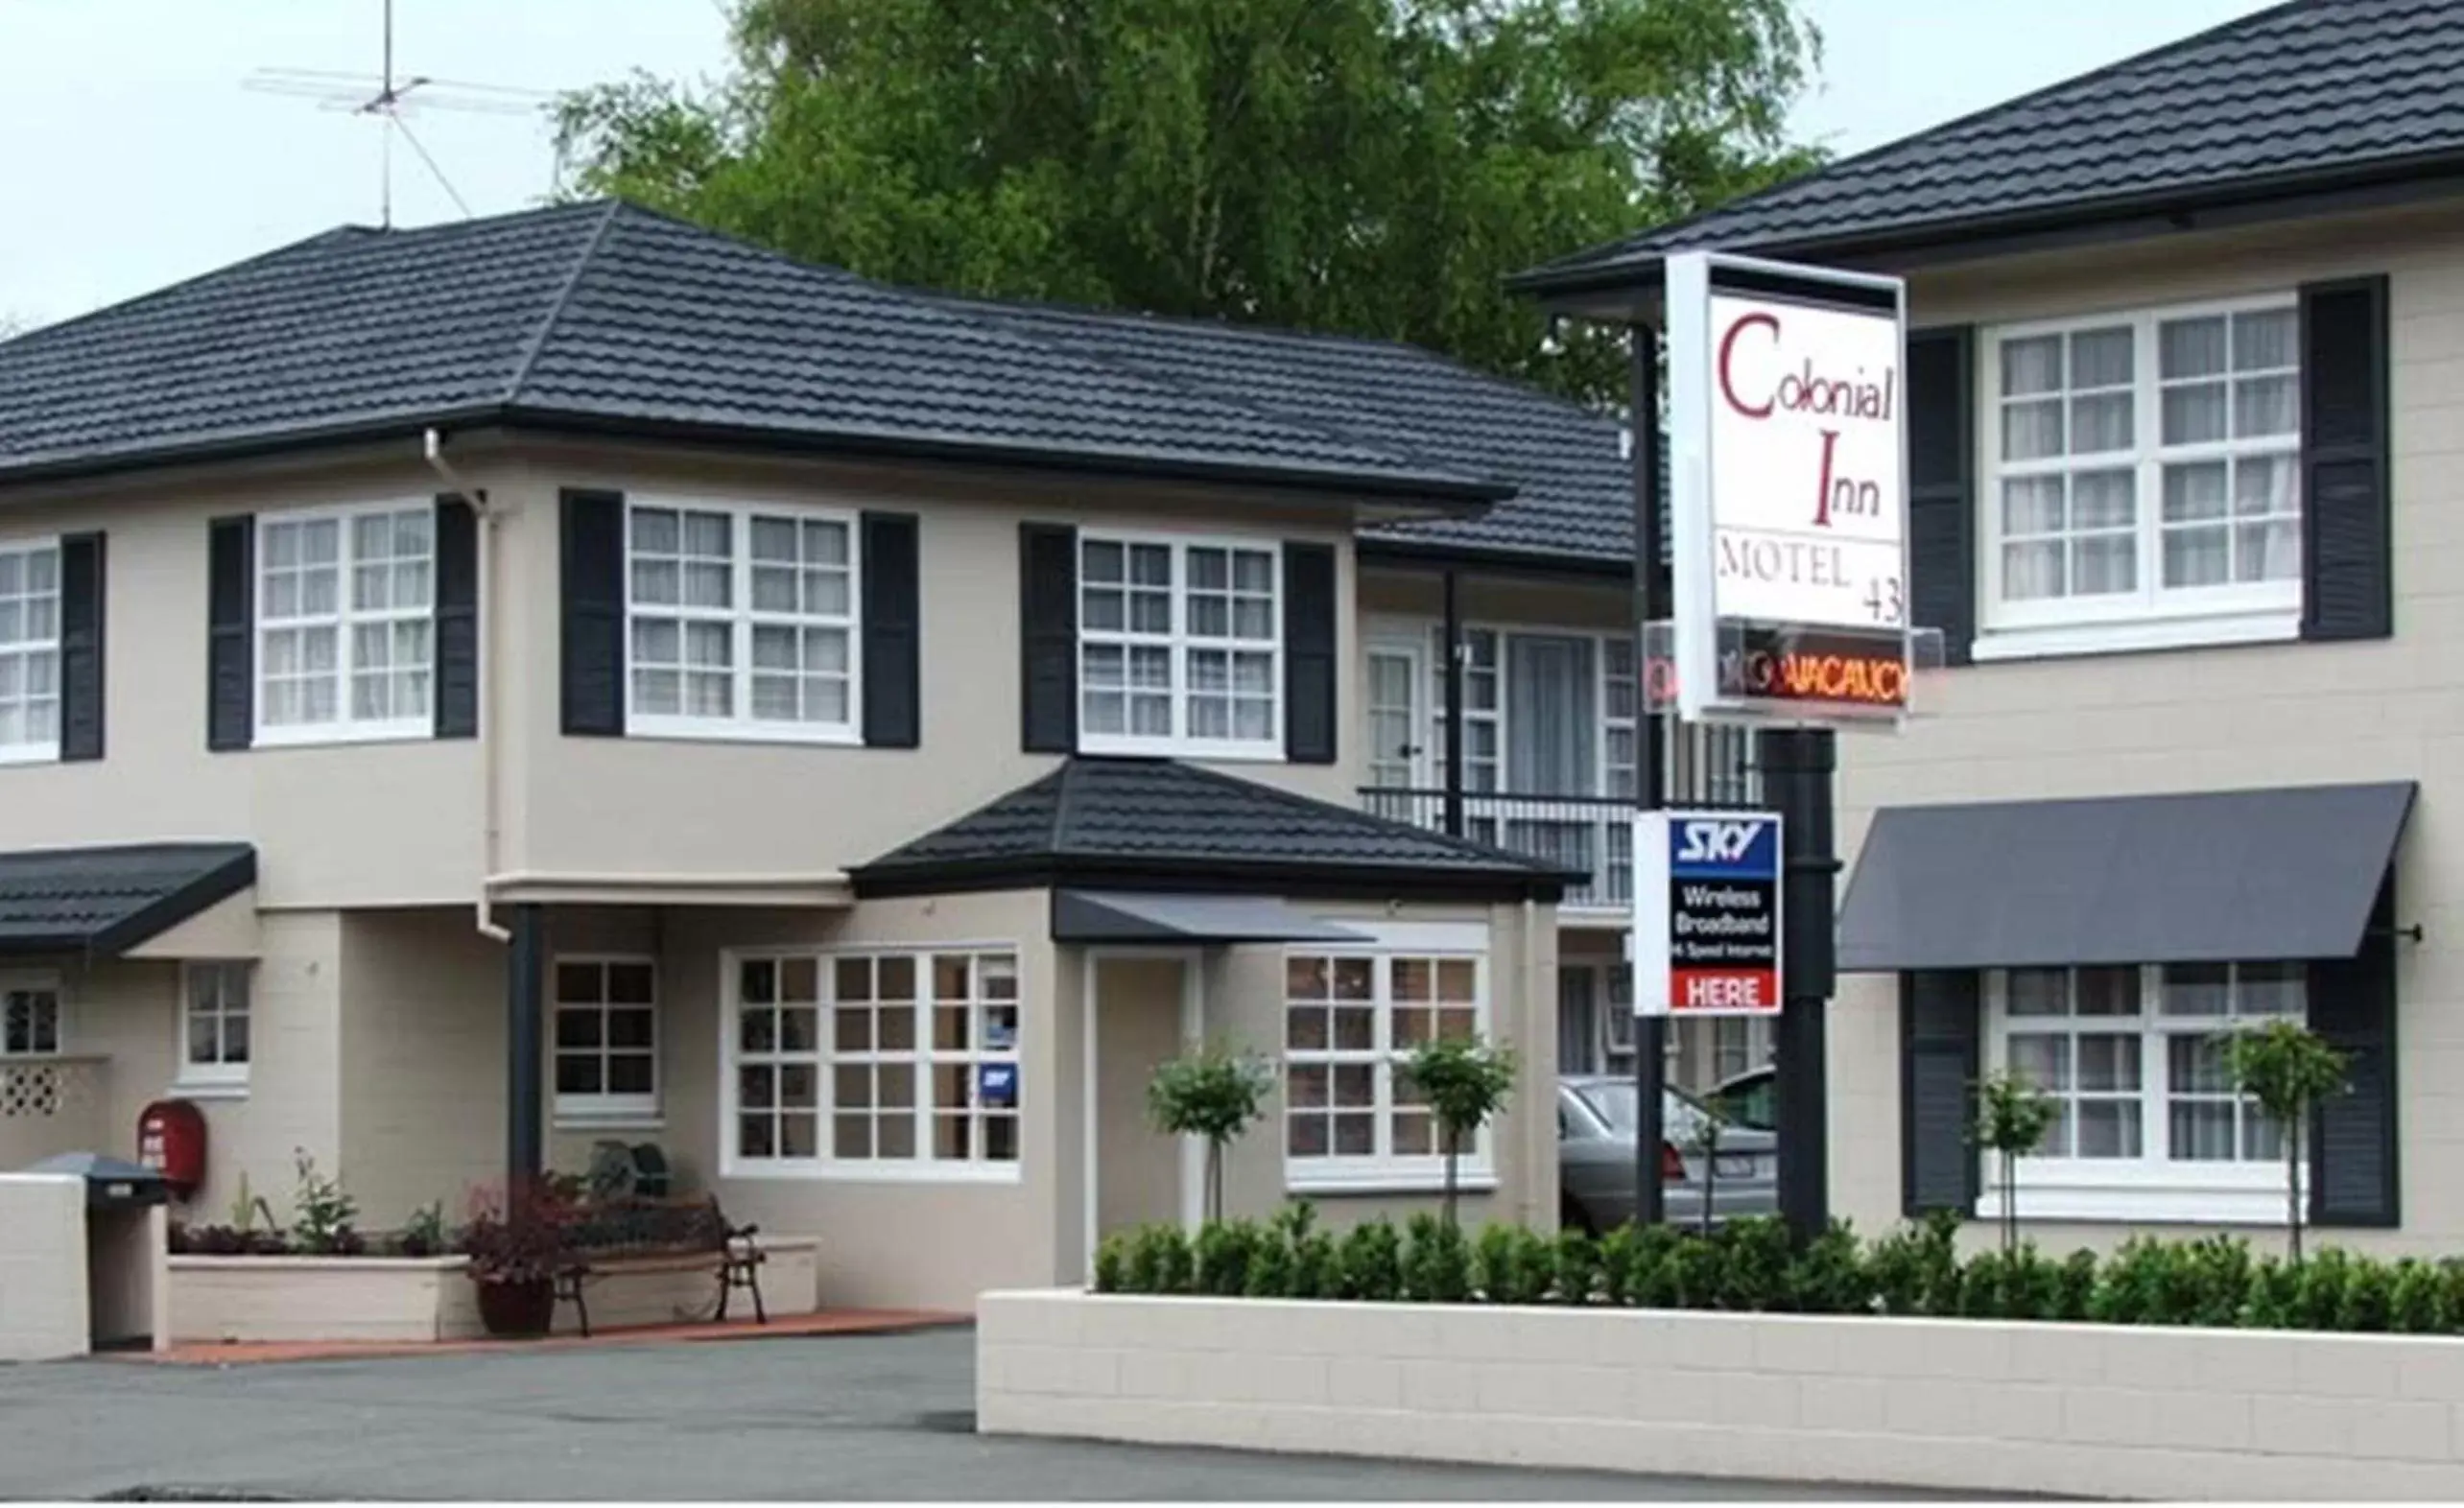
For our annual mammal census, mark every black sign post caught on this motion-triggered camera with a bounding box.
[1632,326,1667,1231]
[1759,727,1838,1242]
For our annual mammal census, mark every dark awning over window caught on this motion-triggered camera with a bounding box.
[1838,783,2415,972]
[1052,890,1371,946]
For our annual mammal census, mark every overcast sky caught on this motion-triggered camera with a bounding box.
[0,0,2278,331]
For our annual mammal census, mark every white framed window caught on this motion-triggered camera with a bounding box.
[1,978,60,1055]
[1284,925,1490,1191]
[723,947,1020,1180]
[1079,534,1279,757]
[255,504,435,744]
[0,540,60,764]
[553,957,658,1122]
[1980,296,2302,657]
[177,963,250,1090]
[626,500,861,743]
[1984,960,2308,1222]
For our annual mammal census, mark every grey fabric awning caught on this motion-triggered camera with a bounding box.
[1838,782,2415,972]
[1051,890,1372,946]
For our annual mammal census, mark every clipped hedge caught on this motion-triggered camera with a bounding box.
[1090,1206,2464,1335]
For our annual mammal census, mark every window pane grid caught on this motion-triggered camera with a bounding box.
[1286,950,1483,1175]
[259,509,431,733]
[2,986,60,1055]
[1080,537,1277,749]
[628,504,859,734]
[0,544,60,751]
[1989,302,2301,624]
[553,959,657,1112]
[182,964,251,1075]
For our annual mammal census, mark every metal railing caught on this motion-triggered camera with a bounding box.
[1362,789,1641,911]
[0,1054,111,1169]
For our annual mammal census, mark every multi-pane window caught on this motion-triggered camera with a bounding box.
[1986,298,2301,632]
[728,949,1020,1176]
[0,543,59,757]
[553,958,657,1119]
[1991,961,2308,1177]
[258,507,433,738]
[1,982,59,1054]
[180,963,250,1087]
[1080,536,1277,753]
[627,502,858,740]
[1285,947,1485,1184]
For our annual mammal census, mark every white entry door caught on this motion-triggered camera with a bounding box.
[1364,641,1427,790]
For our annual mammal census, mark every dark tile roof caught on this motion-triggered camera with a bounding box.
[938,297,1636,566]
[0,201,1486,505]
[0,841,255,957]
[1520,0,2464,293]
[853,757,1576,902]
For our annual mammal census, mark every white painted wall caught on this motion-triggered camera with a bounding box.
[0,1174,87,1361]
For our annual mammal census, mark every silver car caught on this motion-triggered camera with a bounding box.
[1556,1074,1779,1235]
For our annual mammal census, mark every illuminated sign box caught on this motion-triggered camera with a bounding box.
[1665,252,1911,727]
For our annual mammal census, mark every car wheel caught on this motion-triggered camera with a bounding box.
[1559,1194,1596,1237]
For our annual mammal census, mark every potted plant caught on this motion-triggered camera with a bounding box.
[461,1182,569,1337]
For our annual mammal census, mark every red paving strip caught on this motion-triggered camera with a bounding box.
[107,1308,970,1366]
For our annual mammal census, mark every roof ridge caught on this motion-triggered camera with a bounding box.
[503,200,626,407]
[1049,758,1085,857]
[1513,0,2330,285]
[932,289,1438,361]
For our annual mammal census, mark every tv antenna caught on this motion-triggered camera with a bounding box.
[243,0,554,227]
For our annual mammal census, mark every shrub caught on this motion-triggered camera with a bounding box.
[1472,1223,1552,1306]
[1091,1233,1129,1293]
[1715,1217,1795,1311]
[1867,1211,1959,1316]
[1959,1245,2064,1321]
[1125,1223,1193,1295]
[1787,1221,1871,1315]
[1335,1219,1403,1303]
[1403,1213,1472,1304]
[2335,1253,2394,1333]
[1552,1228,1600,1307]
[1195,1220,1261,1297]
[2292,1246,2356,1331]
[394,1200,449,1259]
[2389,1259,2450,1333]
[1288,1208,1338,1300]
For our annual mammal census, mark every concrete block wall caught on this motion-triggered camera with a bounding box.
[0,1174,87,1361]
[979,1290,2464,1499]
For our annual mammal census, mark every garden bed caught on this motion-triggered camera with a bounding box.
[166,1238,822,1344]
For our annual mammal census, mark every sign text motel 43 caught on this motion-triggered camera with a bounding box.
[1633,811,1782,1017]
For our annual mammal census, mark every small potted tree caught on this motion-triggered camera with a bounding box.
[1147,1042,1274,1225]
[1406,1036,1516,1230]
[2224,1019,2350,1261]
[461,1180,569,1337]
[1974,1069,2057,1255]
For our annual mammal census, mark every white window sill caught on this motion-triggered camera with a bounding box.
[1288,1168,1499,1197]
[1972,609,2299,663]
[252,721,435,749]
[1978,1178,2291,1226]
[1078,734,1284,764]
[553,1111,665,1133]
[168,1078,249,1102]
[719,1159,1023,1186]
[0,742,59,767]
[623,719,864,748]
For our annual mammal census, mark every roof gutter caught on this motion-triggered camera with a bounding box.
[1508,145,2464,304]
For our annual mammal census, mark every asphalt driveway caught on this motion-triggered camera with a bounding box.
[1,1327,1963,1500]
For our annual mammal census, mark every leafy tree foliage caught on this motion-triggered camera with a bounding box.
[555,0,1823,409]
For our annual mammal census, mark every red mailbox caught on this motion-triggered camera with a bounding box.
[136,1098,207,1201]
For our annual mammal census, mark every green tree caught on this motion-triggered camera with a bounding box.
[1147,1042,1276,1223]
[1407,1036,1518,1228]
[554,0,1823,410]
[1974,1069,2056,1256]
[2223,1020,2350,1262]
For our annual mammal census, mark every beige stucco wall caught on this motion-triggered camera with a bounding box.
[0,1174,88,1361]
[1828,200,2464,1253]
[0,455,482,907]
[484,444,1369,886]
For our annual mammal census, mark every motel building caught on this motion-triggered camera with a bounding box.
[1522,0,2442,1247]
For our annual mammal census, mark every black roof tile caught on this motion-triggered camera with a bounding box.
[0,842,255,957]
[853,757,1575,902]
[1520,0,2464,292]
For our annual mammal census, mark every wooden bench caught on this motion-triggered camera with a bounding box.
[549,1195,766,1338]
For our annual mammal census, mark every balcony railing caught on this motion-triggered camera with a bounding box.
[1362,789,1639,912]
[0,1054,112,1170]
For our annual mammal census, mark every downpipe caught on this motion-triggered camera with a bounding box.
[421,428,509,944]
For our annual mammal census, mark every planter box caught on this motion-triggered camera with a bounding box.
[978,1290,2464,1500]
[169,1237,822,1344]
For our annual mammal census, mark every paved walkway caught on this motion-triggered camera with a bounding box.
[3,1328,1977,1500]
[118,1307,964,1366]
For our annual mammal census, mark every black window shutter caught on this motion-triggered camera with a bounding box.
[1019,522,1078,753]
[560,489,626,737]
[57,532,105,763]
[2311,875,2401,1227]
[206,515,253,752]
[1283,541,1338,765]
[1901,969,1981,1215]
[1906,326,1976,666]
[434,496,479,740]
[861,511,920,748]
[2300,275,2392,643]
